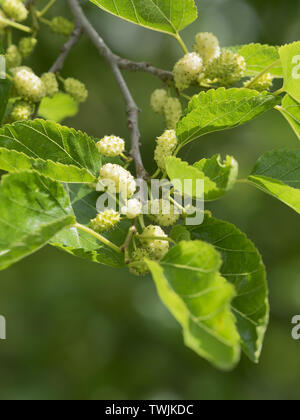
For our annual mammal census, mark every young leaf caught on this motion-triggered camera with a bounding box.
[147,240,240,370]
[237,43,282,78]
[248,149,300,214]
[165,155,238,200]
[0,171,75,271]
[38,93,79,123]
[279,41,300,103]
[277,94,300,140]
[51,184,127,267]
[0,119,102,183]
[0,79,11,124]
[176,88,280,146]
[189,214,269,363]
[90,0,197,36]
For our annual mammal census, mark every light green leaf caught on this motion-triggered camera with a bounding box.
[38,93,79,123]
[237,43,282,78]
[248,149,300,214]
[0,119,102,183]
[147,240,240,370]
[189,214,269,363]
[90,0,197,36]
[165,155,238,200]
[170,225,191,243]
[0,79,11,124]
[279,41,300,103]
[277,94,300,140]
[176,88,280,146]
[0,171,75,271]
[51,184,127,267]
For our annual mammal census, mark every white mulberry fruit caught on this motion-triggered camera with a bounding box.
[91,209,121,233]
[193,32,221,64]
[206,50,246,86]
[148,199,180,227]
[163,97,182,129]
[173,52,203,91]
[150,89,168,114]
[244,73,274,92]
[19,37,37,58]
[99,163,136,198]
[41,73,59,97]
[10,100,34,122]
[139,225,169,260]
[129,249,150,276]
[121,199,142,219]
[13,68,46,102]
[154,129,178,171]
[64,78,88,103]
[5,45,22,69]
[96,135,125,157]
[2,0,28,22]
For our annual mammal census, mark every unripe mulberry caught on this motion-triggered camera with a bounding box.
[129,249,150,276]
[10,100,34,122]
[154,129,178,170]
[99,163,136,198]
[163,97,182,129]
[150,89,168,114]
[19,37,37,58]
[96,135,125,157]
[64,78,88,103]
[50,17,74,37]
[244,73,274,92]
[193,32,221,64]
[2,0,28,22]
[140,225,169,260]
[148,199,180,227]
[173,52,203,91]
[91,209,121,233]
[5,45,22,69]
[13,68,46,102]
[206,50,246,86]
[41,73,59,97]
[121,199,142,219]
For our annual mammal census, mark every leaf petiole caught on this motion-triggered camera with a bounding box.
[74,223,123,254]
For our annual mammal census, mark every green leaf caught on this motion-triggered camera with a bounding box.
[38,93,79,123]
[0,171,75,270]
[277,94,300,140]
[165,155,238,200]
[176,88,280,146]
[51,184,127,267]
[189,214,268,363]
[0,79,11,124]
[237,43,282,78]
[0,119,102,183]
[170,225,191,243]
[147,240,240,370]
[90,0,197,36]
[279,42,300,103]
[248,149,300,214]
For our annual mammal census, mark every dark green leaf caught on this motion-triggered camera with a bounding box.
[147,240,240,370]
[176,88,280,146]
[0,79,11,124]
[0,119,102,183]
[0,171,75,270]
[189,214,268,363]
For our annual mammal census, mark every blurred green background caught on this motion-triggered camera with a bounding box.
[0,0,300,400]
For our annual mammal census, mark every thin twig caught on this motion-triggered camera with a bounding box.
[49,24,83,73]
[115,56,173,82]
[67,0,148,180]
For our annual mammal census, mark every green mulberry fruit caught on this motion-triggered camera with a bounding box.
[63,78,88,103]
[193,32,221,64]
[13,67,46,102]
[41,73,59,97]
[150,89,168,114]
[91,209,121,233]
[163,97,182,129]
[50,17,74,37]
[139,225,169,260]
[6,45,22,69]
[173,52,203,91]
[129,249,150,276]
[154,129,178,170]
[10,100,34,122]
[19,37,37,58]
[244,73,274,92]
[2,0,28,22]
[205,50,246,86]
